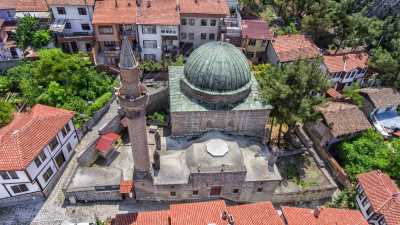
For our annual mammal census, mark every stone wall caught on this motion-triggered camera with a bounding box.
[0,192,44,207]
[146,86,169,114]
[272,185,337,205]
[171,109,270,140]
[77,140,98,167]
[65,189,122,203]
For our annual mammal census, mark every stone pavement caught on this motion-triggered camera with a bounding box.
[0,100,168,225]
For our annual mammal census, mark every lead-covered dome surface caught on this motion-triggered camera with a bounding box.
[184,42,251,93]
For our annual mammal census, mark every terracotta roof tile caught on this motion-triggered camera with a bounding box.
[272,34,320,62]
[96,132,120,152]
[227,202,284,225]
[119,180,134,194]
[92,0,136,24]
[242,20,273,40]
[16,0,48,12]
[326,88,343,99]
[179,0,229,16]
[357,170,400,225]
[47,0,95,6]
[170,200,227,225]
[323,52,368,74]
[137,0,180,25]
[112,210,170,225]
[282,206,369,225]
[0,104,75,171]
[318,101,372,137]
[360,87,400,109]
[0,0,17,9]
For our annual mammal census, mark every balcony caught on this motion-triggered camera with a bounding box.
[57,32,95,42]
[162,45,179,58]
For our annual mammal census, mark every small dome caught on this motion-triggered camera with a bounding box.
[184,42,251,92]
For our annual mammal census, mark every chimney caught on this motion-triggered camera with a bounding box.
[176,0,180,11]
[228,214,235,225]
[313,207,321,218]
[147,0,151,7]
[115,0,118,7]
[128,0,131,6]
[221,211,228,220]
[194,0,198,3]
[136,0,141,6]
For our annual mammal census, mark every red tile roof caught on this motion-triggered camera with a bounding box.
[112,200,284,225]
[119,180,134,194]
[0,0,17,9]
[357,170,400,225]
[179,0,229,16]
[47,0,95,6]
[323,52,368,74]
[227,202,284,225]
[282,206,369,225]
[16,0,48,12]
[0,104,75,171]
[92,0,137,25]
[137,0,180,25]
[326,88,343,99]
[112,210,170,225]
[96,132,120,153]
[242,20,273,40]
[272,34,320,63]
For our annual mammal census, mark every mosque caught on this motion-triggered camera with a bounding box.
[118,38,282,202]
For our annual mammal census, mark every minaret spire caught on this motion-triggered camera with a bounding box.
[117,36,151,180]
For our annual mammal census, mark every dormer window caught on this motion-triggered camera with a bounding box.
[49,137,59,151]
[61,123,71,137]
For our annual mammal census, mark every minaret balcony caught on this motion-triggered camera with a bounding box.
[118,93,149,111]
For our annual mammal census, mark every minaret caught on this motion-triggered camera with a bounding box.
[118,36,151,180]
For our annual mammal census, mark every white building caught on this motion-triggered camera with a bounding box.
[356,170,399,225]
[0,104,78,205]
[137,0,180,61]
[178,0,229,53]
[48,0,95,53]
[322,52,369,90]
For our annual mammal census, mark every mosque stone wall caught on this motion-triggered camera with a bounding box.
[171,109,270,139]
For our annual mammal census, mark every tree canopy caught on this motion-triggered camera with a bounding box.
[338,129,400,184]
[0,49,114,127]
[14,15,52,49]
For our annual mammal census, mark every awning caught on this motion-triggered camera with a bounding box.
[50,18,67,33]
[16,12,50,19]
[96,132,120,153]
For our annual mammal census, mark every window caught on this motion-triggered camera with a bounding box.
[256,187,263,192]
[81,24,90,31]
[39,151,47,161]
[42,167,54,182]
[181,32,187,40]
[181,18,187,25]
[77,7,87,15]
[161,26,177,34]
[210,186,222,196]
[209,33,215,40]
[104,41,116,47]
[201,19,207,26]
[11,184,28,193]
[193,190,199,196]
[189,18,195,26]
[66,143,72,152]
[142,25,157,34]
[210,19,217,26]
[49,137,59,151]
[200,33,207,40]
[366,206,373,215]
[170,191,176,197]
[57,7,66,15]
[188,33,194,40]
[34,157,42,167]
[65,22,71,29]
[0,172,9,180]
[249,39,256,46]
[144,54,156,61]
[262,40,267,46]
[61,123,71,137]
[233,188,239,194]
[143,40,157,49]
[98,26,113,34]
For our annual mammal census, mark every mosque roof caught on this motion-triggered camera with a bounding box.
[184,42,251,93]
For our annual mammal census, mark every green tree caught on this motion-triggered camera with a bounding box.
[0,101,14,127]
[256,60,329,145]
[342,83,364,107]
[326,187,357,209]
[14,15,51,49]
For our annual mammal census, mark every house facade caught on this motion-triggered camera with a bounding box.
[356,170,400,225]
[0,104,78,206]
[322,52,369,90]
[15,0,51,25]
[241,19,273,64]
[48,0,95,53]
[360,87,400,137]
[137,0,180,61]
[0,0,17,22]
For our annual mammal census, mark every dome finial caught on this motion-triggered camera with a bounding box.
[119,36,138,69]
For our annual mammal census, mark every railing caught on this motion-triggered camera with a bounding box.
[58,32,94,38]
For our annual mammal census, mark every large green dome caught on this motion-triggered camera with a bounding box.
[184,42,251,92]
